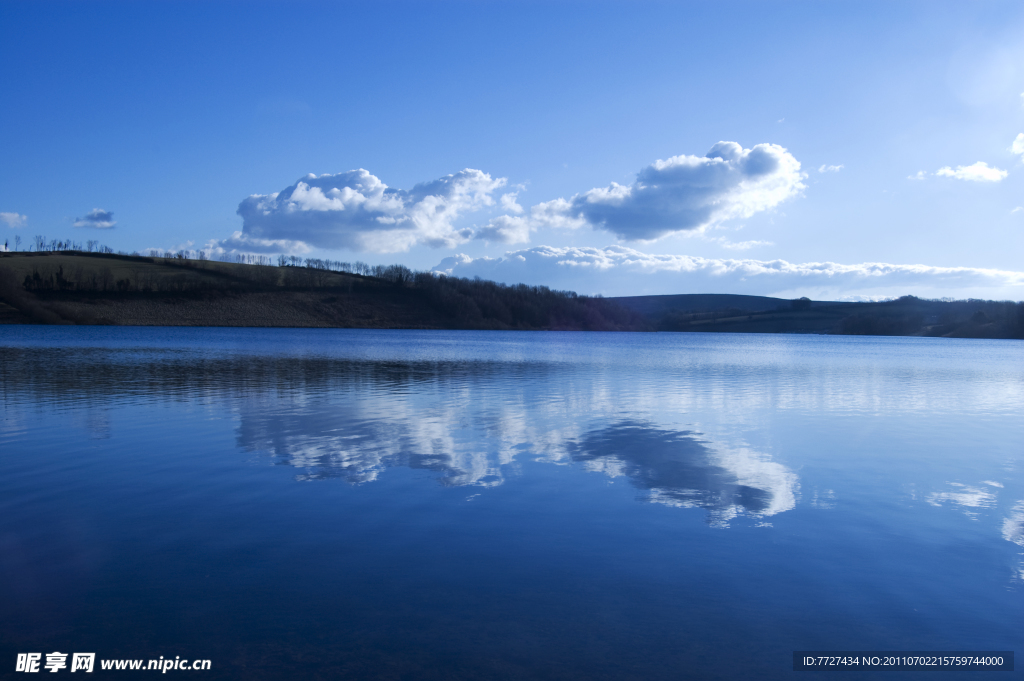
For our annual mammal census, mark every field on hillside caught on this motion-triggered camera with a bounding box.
[1,251,360,292]
[0,252,642,331]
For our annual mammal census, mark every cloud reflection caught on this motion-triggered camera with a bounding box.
[1003,501,1024,584]
[2,343,798,525]
[234,400,798,528]
[1003,501,1024,547]
[234,393,798,524]
[927,482,999,519]
[567,422,797,527]
[235,404,519,487]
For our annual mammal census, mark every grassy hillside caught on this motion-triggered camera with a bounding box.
[0,251,644,331]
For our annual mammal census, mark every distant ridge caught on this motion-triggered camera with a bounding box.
[611,292,1022,338]
[610,293,848,317]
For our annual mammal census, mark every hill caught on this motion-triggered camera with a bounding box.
[611,293,1024,339]
[0,251,1021,338]
[611,293,849,317]
[0,251,643,331]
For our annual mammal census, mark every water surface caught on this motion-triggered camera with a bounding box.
[1,327,1021,679]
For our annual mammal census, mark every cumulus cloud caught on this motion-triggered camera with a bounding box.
[818,164,844,173]
[484,142,803,245]
[499,192,524,214]
[73,208,116,229]
[522,142,804,242]
[1011,133,1024,157]
[1,212,27,228]
[473,215,532,244]
[525,197,587,231]
[434,245,1024,300]
[235,168,505,253]
[207,231,312,256]
[936,162,1007,182]
[908,171,928,181]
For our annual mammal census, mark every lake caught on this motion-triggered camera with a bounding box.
[1,327,1021,679]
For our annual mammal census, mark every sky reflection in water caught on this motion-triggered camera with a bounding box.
[0,327,1021,679]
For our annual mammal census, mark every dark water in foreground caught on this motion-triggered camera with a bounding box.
[1,327,1021,680]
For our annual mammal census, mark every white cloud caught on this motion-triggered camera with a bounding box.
[703,234,774,250]
[235,168,505,253]
[207,231,312,256]
[73,208,116,229]
[499,191,524,214]
[502,142,805,242]
[908,170,928,181]
[1012,207,1023,214]
[1011,133,1024,157]
[1,212,27,228]
[818,164,844,173]
[434,245,1024,300]
[936,162,1007,182]
[473,215,532,244]
[526,197,588,231]
[716,238,774,251]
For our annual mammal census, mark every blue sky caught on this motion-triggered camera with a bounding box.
[2,0,1024,300]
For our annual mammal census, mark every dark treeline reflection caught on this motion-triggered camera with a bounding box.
[0,346,548,405]
[2,346,796,525]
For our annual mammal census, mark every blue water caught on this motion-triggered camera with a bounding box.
[1,327,1021,679]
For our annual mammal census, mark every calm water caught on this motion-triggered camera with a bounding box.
[1,327,1021,679]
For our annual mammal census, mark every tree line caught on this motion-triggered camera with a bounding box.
[2,236,118,254]
[835,296,1024,338]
